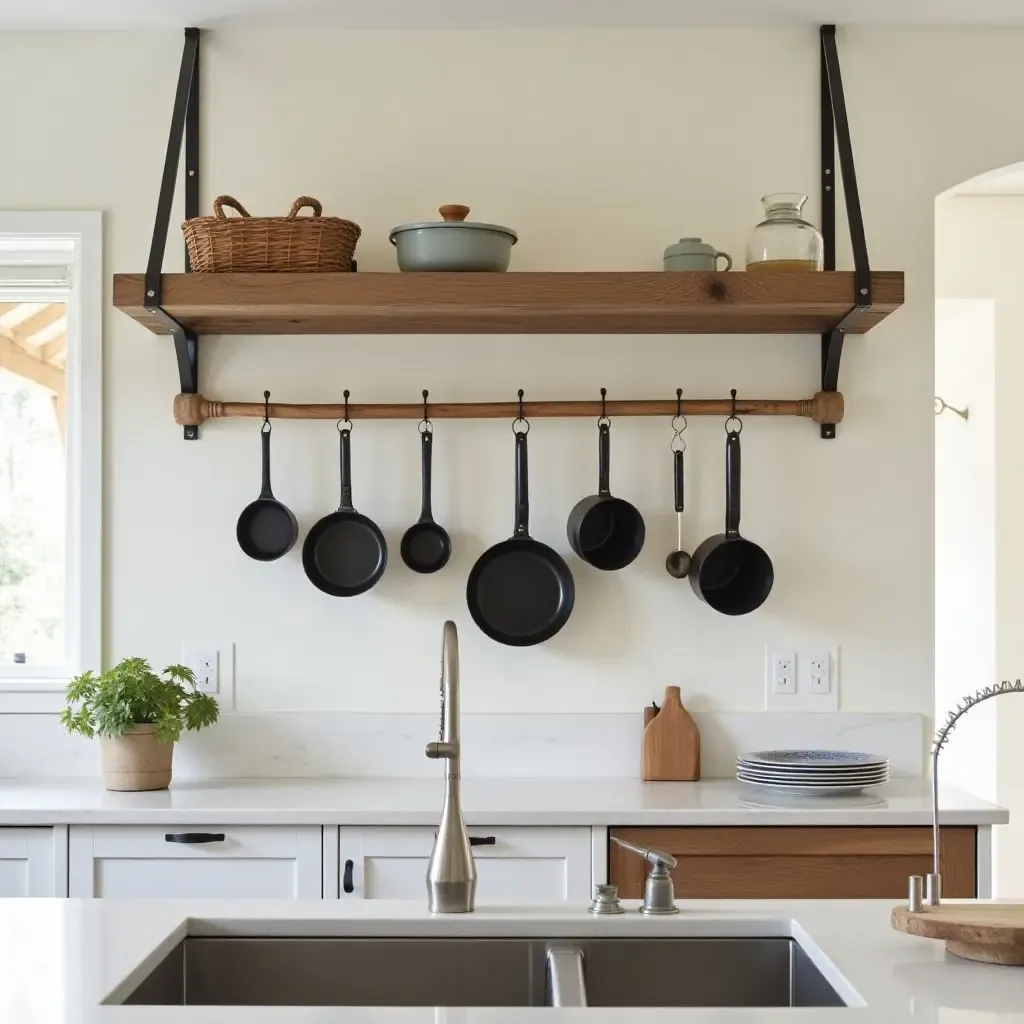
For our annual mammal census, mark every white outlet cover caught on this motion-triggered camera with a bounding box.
[182,642,235,711]
[765,646,839,712]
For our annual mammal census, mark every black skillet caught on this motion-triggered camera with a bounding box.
[236,391,298,562]
[467,409,574,646]
[566,398,645,570]
[689,411,773,616]
[303,419,387,597]
[400,397,452,574]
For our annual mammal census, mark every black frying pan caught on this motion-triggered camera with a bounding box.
[466,428,574,646]
[302,426,387,596]
[566,419,645,570]
[236,397,298,562]
[689,428,773,615]
[400,428,451,574]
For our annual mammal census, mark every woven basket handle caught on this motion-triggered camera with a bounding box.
[287,197,323,219]
[212,196,251,219]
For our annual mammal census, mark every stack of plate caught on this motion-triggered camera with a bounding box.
[736,750,890,796]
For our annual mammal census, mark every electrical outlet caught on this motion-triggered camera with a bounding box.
[765,647,798,709]
[772,652,796,694]
[182,642,235,708]
[766,645,839,711]
[808,652,831,694]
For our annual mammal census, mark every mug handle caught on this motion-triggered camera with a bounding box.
[715,251,733,271]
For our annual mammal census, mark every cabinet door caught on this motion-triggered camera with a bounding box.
[337,826,591,904]
[69,825,322,899]
[0,828,63,897]
[609,826,977,899]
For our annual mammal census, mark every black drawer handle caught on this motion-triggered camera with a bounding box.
[343,858,355,894]
[164,833,226,844]
[470,836,496,847]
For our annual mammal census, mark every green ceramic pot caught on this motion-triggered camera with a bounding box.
[389,205,517,272]
[663,237,733,272]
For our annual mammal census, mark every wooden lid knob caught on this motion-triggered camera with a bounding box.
[439,204,470,222]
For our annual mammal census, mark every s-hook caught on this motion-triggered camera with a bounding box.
[598,387,610,428]
[513,388,530,434]
[419,389,432,434]
[725,388,743,434]
[337,389,352,432]
[261,390,272,434]
[671,387,687,450]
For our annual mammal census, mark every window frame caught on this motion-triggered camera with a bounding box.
[0,212,101,713]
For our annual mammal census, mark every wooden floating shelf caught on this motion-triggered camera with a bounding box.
[173,391,845,429]
[114,270,903,336]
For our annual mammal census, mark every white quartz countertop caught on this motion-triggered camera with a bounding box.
[0,776,1007,826]
[2,896,1023,1022]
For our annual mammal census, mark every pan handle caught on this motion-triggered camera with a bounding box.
[259,429,274,500]
[725,430,741,538]
[597,422,611,496]
[514,430,530,537]
[339,428,355,512]
[419,431,434,521]
[673,449,684,513]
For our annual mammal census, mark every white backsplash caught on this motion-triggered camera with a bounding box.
[0,712,923,779]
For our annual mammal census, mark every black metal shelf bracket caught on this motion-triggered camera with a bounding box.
[819,24,872,439]
[144,28,201,439]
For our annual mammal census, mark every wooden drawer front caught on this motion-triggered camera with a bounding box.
[69,825,322,899]
[609,827,976,900]
[338,826,592,903]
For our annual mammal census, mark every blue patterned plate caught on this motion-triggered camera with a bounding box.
[740,749,888,769]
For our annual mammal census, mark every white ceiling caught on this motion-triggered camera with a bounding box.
[8,0,1024,29]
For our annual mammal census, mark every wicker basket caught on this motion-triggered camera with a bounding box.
[183,195,361,273]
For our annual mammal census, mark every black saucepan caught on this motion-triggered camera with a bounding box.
[401,428,452,574]
[236,403,298,562]
[303,426,387,596]
[466,428,575,646]
[567,420,645,570]
[689,428,773,615]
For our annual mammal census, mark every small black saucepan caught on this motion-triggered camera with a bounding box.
[566,402,645,570]
[401,396,452,574]
[689,414,773,616]
[236,391,298,562]
[303,417,387,597]
[467,403,574,646]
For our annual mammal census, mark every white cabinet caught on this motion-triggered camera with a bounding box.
[335,826,591,904]
[69,825,322,899]
[0,827,65,897]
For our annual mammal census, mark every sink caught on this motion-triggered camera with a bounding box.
[121,936,846,1008]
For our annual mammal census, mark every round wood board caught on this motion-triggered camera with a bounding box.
[892,903,1024,966]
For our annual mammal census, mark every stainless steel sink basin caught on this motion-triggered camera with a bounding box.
[121,937,846,1008]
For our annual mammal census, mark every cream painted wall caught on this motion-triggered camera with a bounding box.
[1,27,1023,731]
[935,194,1024,896]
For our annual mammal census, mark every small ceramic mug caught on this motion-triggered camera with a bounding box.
[663,237,733,272]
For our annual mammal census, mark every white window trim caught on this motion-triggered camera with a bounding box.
[0,212,102,713]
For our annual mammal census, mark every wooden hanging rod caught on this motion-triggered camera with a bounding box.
[173,390,844,427]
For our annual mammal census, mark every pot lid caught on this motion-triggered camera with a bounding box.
[663,236,716,258]
[389,204,518,243]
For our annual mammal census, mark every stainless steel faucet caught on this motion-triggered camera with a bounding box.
[611,836,679,915]
[425,621,477,913]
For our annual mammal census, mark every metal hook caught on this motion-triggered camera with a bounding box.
[419,389,432,434]
[337,389,352,432]
[935,396,969,421]
[513,388,530,435]
[598,387,610,428]
[725,388,743,434]
[670,387,687,441]
[261,390,271,434]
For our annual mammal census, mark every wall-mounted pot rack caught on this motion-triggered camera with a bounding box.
[115,25,902,441]
[173,390,844,430]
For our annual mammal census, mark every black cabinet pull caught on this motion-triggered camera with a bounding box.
[164,833,226,844]
[343,858,355,893]
[469,836,496,846]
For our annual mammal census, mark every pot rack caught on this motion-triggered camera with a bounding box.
[116,25,902,441]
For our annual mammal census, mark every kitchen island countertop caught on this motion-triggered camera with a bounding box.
[2,896,1023,1022]
[0,776,1007,826]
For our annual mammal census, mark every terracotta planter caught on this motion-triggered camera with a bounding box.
[100,724,174,791]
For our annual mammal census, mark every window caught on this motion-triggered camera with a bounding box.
[0,213,101,711]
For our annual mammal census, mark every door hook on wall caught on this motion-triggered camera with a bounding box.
[934,397,968,421]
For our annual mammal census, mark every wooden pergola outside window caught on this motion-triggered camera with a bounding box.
[0,300,67,441]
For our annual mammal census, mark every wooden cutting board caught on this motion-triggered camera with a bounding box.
[641,685,700,781]
[892,903,1024,965]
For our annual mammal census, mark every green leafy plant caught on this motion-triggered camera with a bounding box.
[60,657,219,744]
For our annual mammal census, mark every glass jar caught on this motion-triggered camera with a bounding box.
[745,193,823,272]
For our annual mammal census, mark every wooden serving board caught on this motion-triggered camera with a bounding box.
[892,903,1024,965]
[641,686,700,781]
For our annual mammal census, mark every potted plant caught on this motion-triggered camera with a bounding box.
[60,657,219,791]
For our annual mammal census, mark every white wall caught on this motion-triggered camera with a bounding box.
[935,194,1024,895]
[2,27,1024,765]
